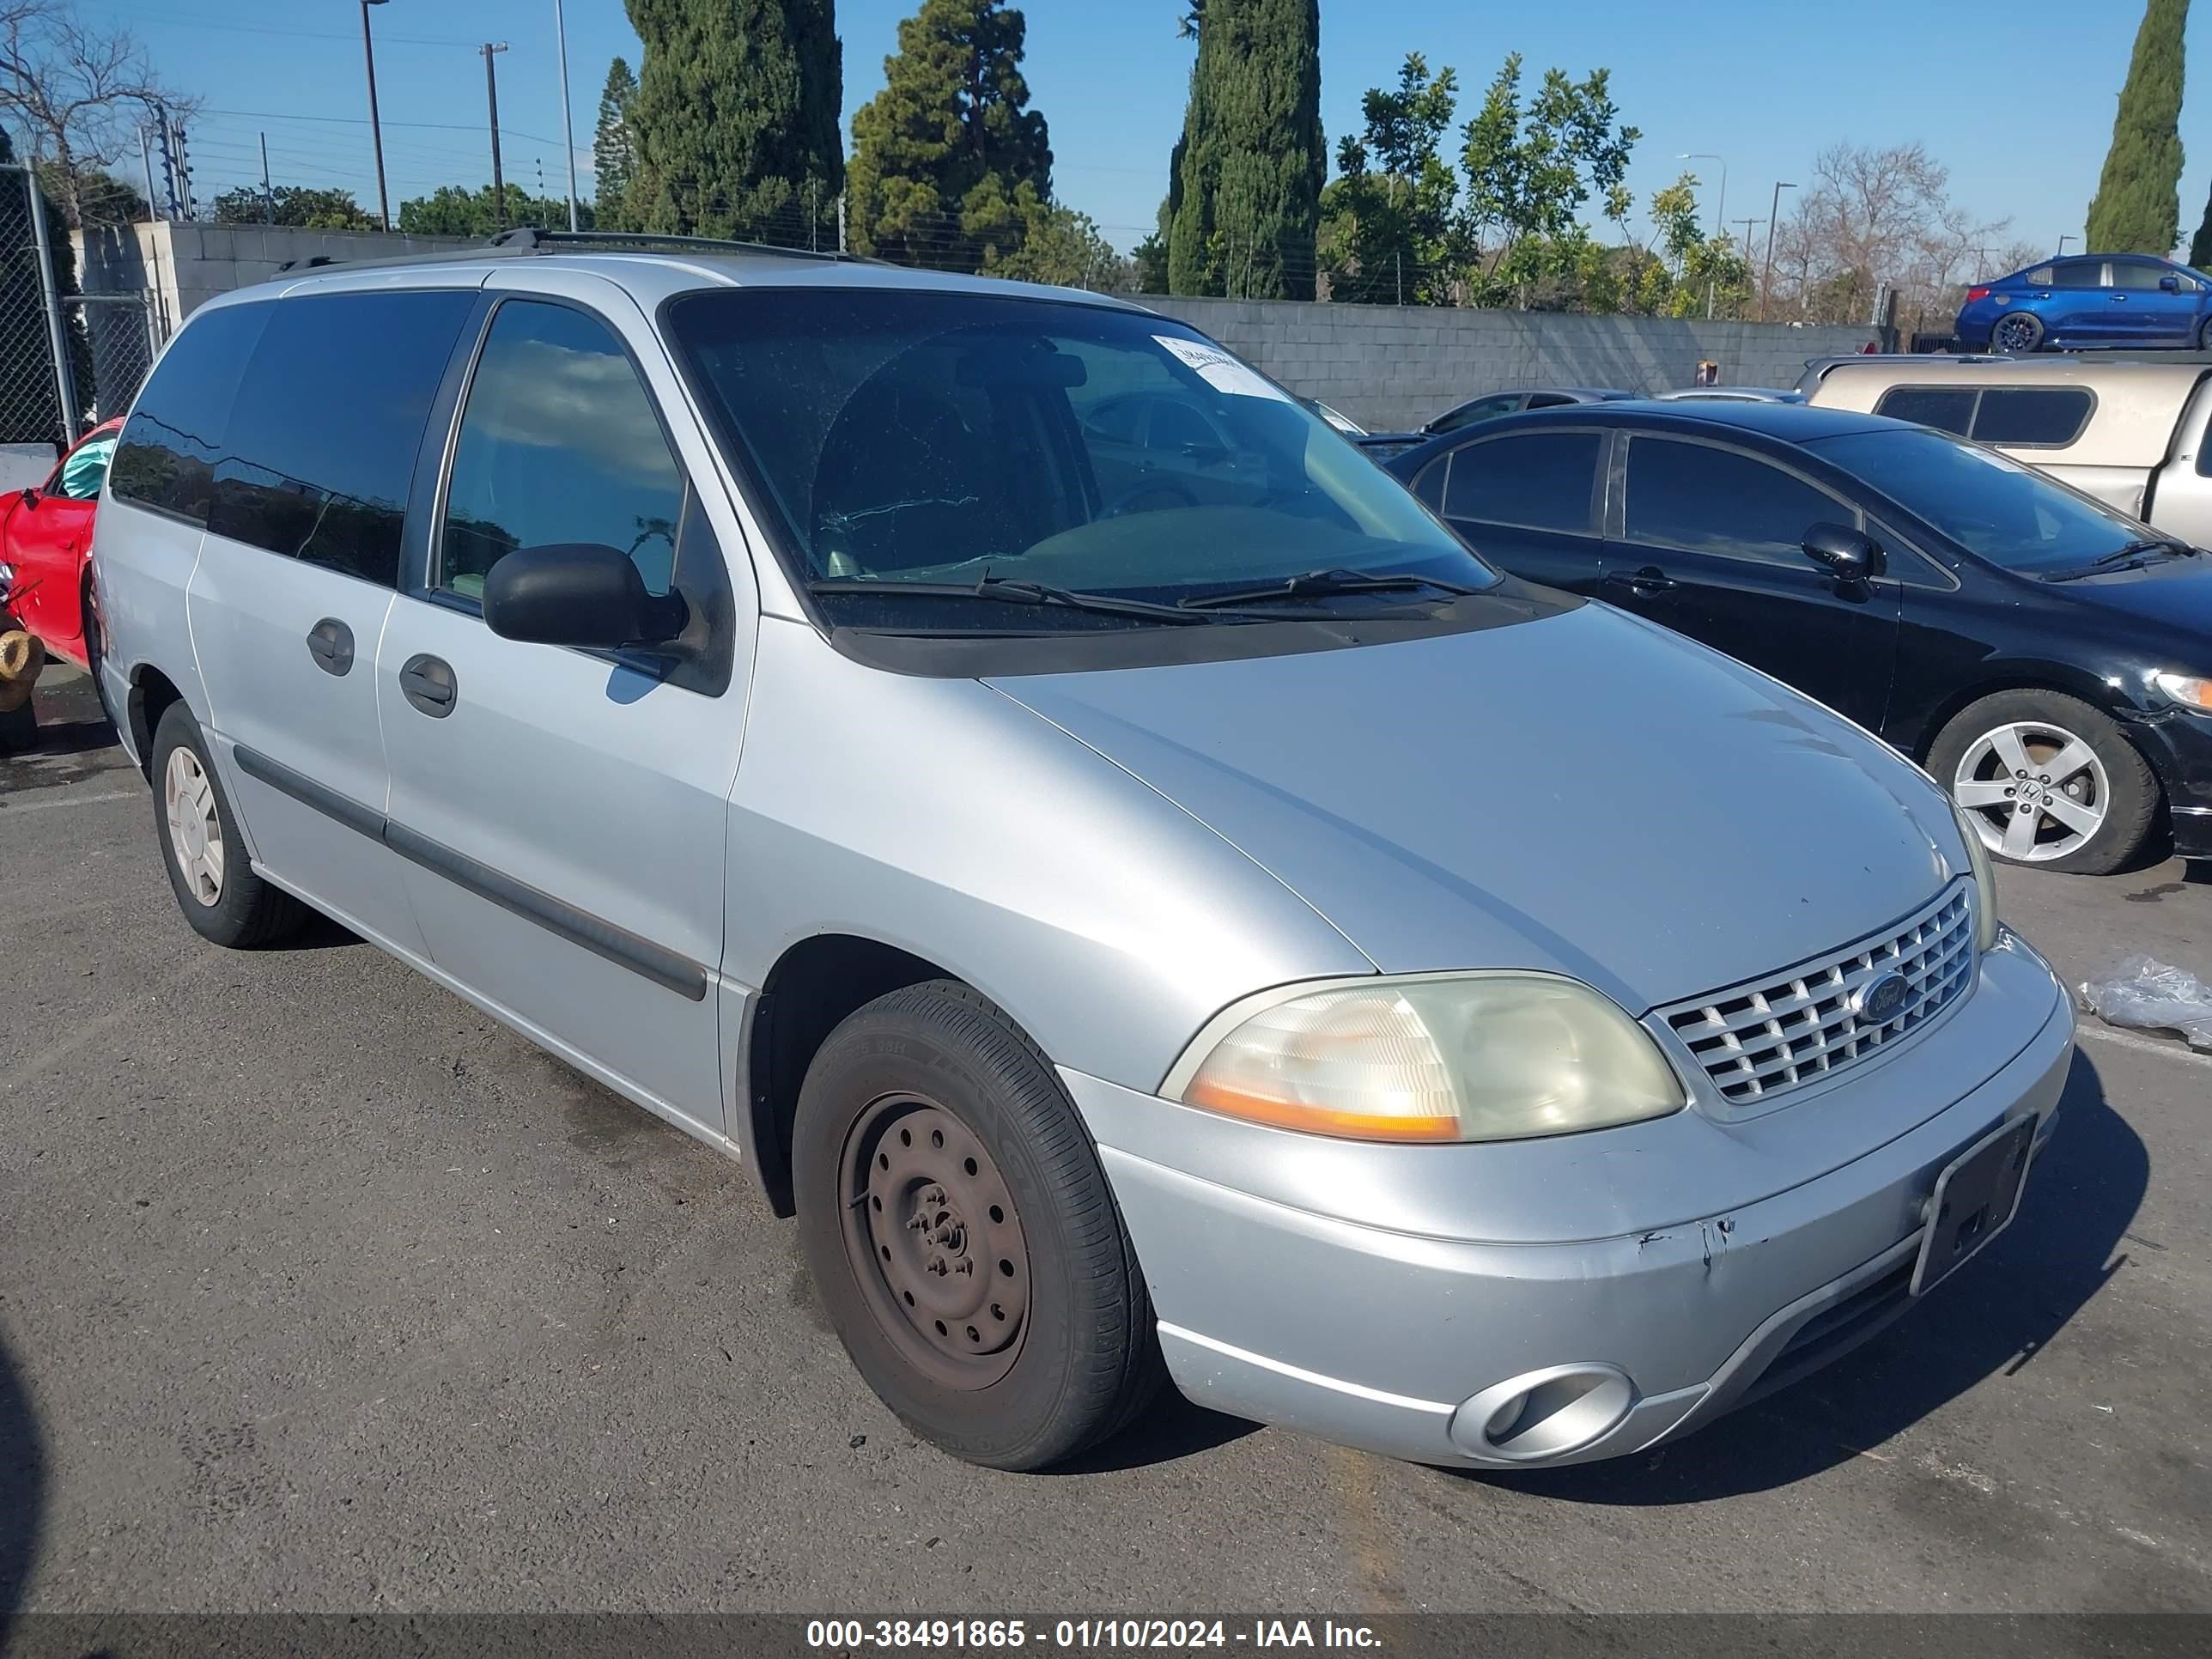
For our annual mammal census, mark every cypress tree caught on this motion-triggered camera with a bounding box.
[624,1,843,246]
[2084,0,2188,254]
[1166,0,1325,299]
[2190,177,2212,270]
[846,0,1052,272]
[593,58,640,229]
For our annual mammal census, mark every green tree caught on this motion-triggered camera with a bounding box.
[1166,0,1325,299]
[396,184,593,237]
[846,0,1053,272]
[33,161,144,227]
[985,198,1131,289]
[211,185,374,229]
[2191,177,2212,269]
[1317,52,1461,304]
[1459,52,1639,307]
[2085,0,2188,254]
[593,57,640,229]
[623,0,843,245]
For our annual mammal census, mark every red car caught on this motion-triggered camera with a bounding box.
[1,416,124,671]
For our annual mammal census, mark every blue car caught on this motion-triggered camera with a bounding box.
[1956,252,2212,352]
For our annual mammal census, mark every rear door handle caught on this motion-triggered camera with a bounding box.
[305,617,355,676]
[1605,566,1675,599]
[398,653,457,718]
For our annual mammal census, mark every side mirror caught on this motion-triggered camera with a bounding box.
[481,543,686,649]
[17,488,38,509]
[2160,274,2181,292]
[1802,522,1885,581]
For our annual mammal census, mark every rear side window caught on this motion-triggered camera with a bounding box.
[1875,386,1976,435]
[110,302,272,526]
[2051,261,2105,289]
[1624,437,1845,564]
[1430,394,1520,434]
[2024,266,2053,285]
[1440,431,1602,532]
[207,289,475,586]
[1969,387,2094,446]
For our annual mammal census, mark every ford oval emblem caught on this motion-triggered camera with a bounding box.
[1855,970,1910,1024]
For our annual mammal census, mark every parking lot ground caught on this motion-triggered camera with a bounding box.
[3,665,2209,1616]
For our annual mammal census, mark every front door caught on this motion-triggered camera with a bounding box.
[2107,258,2201,344]
[185,287,477,953]
[1422,426,1610,595]
[2,428,112,657]
[1604,434,1900,730]
[375,278,754,1138]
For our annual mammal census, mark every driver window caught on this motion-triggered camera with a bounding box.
[53,433,117,501]
[439,300,685,601]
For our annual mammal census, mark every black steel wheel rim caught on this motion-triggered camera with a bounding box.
[838,1093,1031,1389]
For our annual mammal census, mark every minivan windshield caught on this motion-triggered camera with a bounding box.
[665,288,1492,629]
[1808,425,2173,578]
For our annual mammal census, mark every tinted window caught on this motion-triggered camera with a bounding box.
[1810,427,2142,578]
[53,433,116,501]
[110,302,271,525]
[1441,432,1601,532]
[1624,438,1844,562]
[662,288,1488,629]
[440,300,686,599]
[1970,387,2094,447]
[2107,262,2177,291]
[1875,386,1976,435]
[207,290,473,586]
[2051,261,2105,289]
[1429,394,1519,434]
[1411,457,1447,511]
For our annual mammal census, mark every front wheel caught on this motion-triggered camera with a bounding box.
[793,980,1164,1470]
[1929,690,2160,876]
[1990,310,2045,354]
[2197,314,2212,351]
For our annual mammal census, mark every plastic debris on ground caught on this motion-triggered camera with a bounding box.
[2077,953,2212,1051]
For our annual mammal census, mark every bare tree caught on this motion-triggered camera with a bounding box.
[0,0,189,225]
[1766,142,2010,332]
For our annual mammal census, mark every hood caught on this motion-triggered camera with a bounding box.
[988,604,1960,1014]
[2053,556,2212,647]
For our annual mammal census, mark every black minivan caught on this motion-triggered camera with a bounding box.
[1389,401,2212,875]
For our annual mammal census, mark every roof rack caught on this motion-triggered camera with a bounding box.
[274,224,865,276]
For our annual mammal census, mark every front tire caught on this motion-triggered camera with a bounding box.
[1929,690,2159,876]
[793,980,1164,1471]
[1990,311,2044,354]
[2197,314,2212,351]
[149,702,307,947]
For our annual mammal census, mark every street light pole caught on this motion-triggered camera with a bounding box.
[1761,180,1796,322]
[2057,234,2075,257]
[361,0,391,232]
[553,0,580,231]
[1679,152,1729,319]
[482,42,510,230]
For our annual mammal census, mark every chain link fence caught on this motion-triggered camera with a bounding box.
[3,167,159,453]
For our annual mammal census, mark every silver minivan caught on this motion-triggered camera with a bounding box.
[92,238,2075,1474]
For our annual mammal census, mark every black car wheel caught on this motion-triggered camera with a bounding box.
[793,980,1164,1470]
[1930,690,2159,876]
[2197,314,2212,351]
[1990,311,2044,354]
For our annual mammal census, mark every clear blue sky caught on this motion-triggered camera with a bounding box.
[70,1,2212,257]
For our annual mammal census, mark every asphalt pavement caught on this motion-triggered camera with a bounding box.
[3,665,2209,1617]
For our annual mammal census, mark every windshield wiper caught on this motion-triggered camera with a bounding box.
[1177,568,1488,611]
[2052,536,2200,580]
[808,574,1231,624]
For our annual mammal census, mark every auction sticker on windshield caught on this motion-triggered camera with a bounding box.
[1153,336,1291,402]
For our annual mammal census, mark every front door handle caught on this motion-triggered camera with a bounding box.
[1605,565,1675,599]
[305,617,355,676]
[398,653,457,718]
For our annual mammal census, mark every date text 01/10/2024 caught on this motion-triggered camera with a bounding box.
[803,1620,1382,1650]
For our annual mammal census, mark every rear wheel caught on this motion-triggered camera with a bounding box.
[81,573,114,728]
[793,980,1164,1470]
[150,702,308,946]
[1990,310,2044,354]
[1929,690,2159,876]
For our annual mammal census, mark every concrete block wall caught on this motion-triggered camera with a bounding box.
[1125,295,1880,431]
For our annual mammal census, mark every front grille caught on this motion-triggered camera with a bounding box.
[1659,884,1976,1107]
[1737,1260,1916,1408]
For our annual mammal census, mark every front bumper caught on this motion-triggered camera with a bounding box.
[2126,707,2212,860]
[1070,939,2074,1468]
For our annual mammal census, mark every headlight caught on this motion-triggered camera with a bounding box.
[2153,671,2212,713]
[1167,974,1686,1144]
[1951,799,2002,953]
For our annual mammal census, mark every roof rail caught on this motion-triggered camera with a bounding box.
[273,224,865,276]
[483,226,863,262]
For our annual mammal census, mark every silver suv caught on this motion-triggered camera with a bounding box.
[92,235,2075,1473]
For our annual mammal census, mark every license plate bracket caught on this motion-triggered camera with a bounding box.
[1911,1115,2037,1297]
